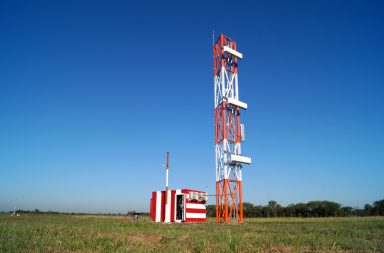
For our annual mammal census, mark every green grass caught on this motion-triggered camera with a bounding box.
[1,214,383,252]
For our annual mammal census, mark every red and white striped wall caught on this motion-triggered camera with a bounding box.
[150,189,207,223]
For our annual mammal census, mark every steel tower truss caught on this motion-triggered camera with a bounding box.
[214,34,251,223]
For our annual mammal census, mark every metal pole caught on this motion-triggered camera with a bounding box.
[161,152,170,222]
[165,152,169,204]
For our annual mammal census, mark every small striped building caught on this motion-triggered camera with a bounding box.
[150,189,208,223]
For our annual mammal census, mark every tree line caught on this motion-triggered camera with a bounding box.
[206,199,384,218]
[8,209,150,216]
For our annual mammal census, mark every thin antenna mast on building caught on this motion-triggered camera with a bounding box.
[165,152,169,204]
[164,152,171,222]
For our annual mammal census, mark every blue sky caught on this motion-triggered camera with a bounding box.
[1,1,383,213]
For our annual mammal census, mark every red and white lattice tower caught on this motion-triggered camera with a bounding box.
[214,34,251,223]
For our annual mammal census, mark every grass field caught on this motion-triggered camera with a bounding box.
[0,213,383,252]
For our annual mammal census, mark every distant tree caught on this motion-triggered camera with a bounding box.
[243,202,255,218]
[341,206,353,217]
[206,205,216,218]
[268,200,278,217]
[307,201,320,217]
[268,200,277,206]
[304,200,339,217]
[373,199,384,216]
[285,204,296,217]
[261,206,272,217]
[276,204,284,217]
[294,203,309,217]
[364,204,373,216]
[353,208,365,217]
[34,209,40,213]
[253,205,264,217]
[323,201,341,217]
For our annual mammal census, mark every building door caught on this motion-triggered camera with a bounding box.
[176,194,185,221]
